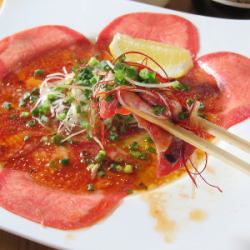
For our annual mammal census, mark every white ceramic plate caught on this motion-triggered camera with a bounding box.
[0,1,250,250]
[211,0,250,9]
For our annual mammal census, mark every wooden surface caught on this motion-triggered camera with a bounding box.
[0,1,192,250]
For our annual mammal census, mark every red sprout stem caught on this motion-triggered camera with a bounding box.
[182,145,222,193]
[189,154,208,176]
[181,145,198,188]
[189,159,223,193]
[141,57,148,66]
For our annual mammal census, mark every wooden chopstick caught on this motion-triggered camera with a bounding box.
[127,107,250,175]
[196,116,250,154]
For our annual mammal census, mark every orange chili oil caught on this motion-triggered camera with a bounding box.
[0,46,185,195]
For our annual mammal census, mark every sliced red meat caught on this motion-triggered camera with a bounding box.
[120,91,188,176]
[104,143,130,162]
[135,116,195,176]
[197,52,250,128]
[0,25,92,79]
[0,169,124,229]
[135,116,172,152]
[158,139,194,176]
[135,116,174,176]
[120,91,158,116]
[96,12,199,57]
[120,91,197,176]
[99,97,130,119]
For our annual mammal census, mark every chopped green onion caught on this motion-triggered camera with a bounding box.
[51,133,62,146]
[109,162,118,171]
[31,108,39,116]
[103,118,113,129]
[34,69,44,76]
[147,146,156,154]
[38,101,50,115]
[19,99,26,107]
[123,164,133,174]
[56,112,66,121]
[47,93,58,102]
[130,150,147,160]
[199,102,205,111]
[88,57,99,67]
[152,105,166,116]
[23,135,30,141]
[115,70,125,82]
[85,133,92,140]
[76,66,94,86]
[115,165,123,172]
[125,66,137,79]
[23,92,31,101]
[124,114,134,123]
[40,115,49,123]
[83,89,92,100]
[129,142,139,151]
[139,68,150,80]
[95,150,106,163]
[109,131,118,141]
[186,98,194,107]
[59,158,70,166]
[90,77,97,85]
[2,101,12,110]
[119,124,126,133]
[87,163,100,172]
[64,95,73,105]
[26,120,36,128]
[80,120,90,130]
[105,94,114,102]
[145,135,153,143]
[72,63,79,73]
[147,71,157,82]
[40,136,49,144]
[87,183,95,192]
[171,81,189,91]
[97,170,106,177]
[31,87,40,95]
[119,55,126,62]
[29,95,38,104]
[53,86,65,92]
[178,110,189,120]
[20,111,30,118]
[100,60,110,71]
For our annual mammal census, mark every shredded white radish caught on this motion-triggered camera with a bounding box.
[125,77,177,88]
[61,129,86,143]
[93,136,104,150]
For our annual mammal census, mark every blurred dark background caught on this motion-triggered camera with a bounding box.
[166,0,250,19]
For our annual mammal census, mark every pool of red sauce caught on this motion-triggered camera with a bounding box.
[0,46,186,194]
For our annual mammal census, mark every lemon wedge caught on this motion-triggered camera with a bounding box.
[109,33,193,78]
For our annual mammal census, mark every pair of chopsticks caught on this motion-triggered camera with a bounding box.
[127,107,250,175]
